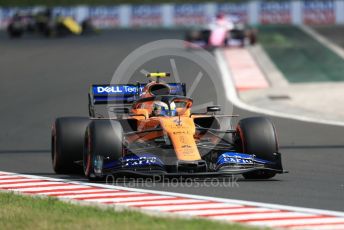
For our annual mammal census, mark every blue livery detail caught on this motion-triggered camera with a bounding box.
[216,152,271,166]
[92,83,185,96]
[104,153,164,169]
[91,83,186,104]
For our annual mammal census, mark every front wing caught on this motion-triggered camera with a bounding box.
[97,152,285,178]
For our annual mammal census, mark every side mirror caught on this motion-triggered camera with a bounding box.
[207,105,221,113]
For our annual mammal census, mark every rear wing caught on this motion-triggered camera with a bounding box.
[88,83,186,117]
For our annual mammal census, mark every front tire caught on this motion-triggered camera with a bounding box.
[52,117,89,174]
[236,117,279,179]
[83,120,123,180]
[7,24,23,38]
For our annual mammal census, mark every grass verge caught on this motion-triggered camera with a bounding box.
[0,192,260,230]
[259,25,344,83]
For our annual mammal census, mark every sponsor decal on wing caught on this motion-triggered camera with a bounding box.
[217,152,271,166]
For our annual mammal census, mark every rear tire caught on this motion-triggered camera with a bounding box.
[83,120,123,180]
[81,19,96,35]
[248,30,257,45]
[52,117,89,174]
[236,117,279,179]
[7,24,23,38]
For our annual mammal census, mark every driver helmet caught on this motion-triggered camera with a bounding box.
[152,101,177,116]
[152,101,168,116]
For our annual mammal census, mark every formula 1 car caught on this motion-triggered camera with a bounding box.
[185,17,257,48]
[6,11,35,38]
[51,72,284,180]
[7,9,96,38]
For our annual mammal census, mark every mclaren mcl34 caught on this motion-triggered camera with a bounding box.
[51,72,285,180]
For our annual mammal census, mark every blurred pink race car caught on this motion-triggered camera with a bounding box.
[185,13,257,48]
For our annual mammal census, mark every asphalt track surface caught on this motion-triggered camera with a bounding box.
[0,29,343,212]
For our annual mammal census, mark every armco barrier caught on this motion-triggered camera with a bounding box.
[0,1,343,29]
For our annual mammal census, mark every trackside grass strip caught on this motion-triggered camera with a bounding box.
[0,192,261,230]
[259,25,344,83]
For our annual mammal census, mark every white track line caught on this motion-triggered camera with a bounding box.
[214,49,344,127]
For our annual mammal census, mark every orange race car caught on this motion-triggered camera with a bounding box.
[51,72,284,180]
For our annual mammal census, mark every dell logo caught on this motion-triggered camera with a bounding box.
[97,86,123,93]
